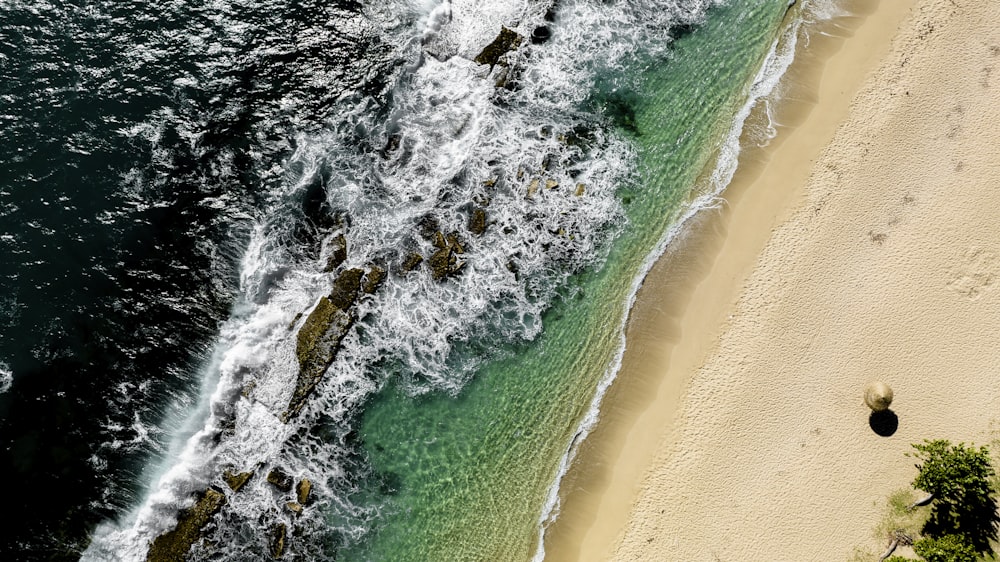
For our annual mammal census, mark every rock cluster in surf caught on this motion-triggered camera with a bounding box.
[142,15,552,561]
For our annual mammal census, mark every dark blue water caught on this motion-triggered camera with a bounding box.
[0,1,397,558]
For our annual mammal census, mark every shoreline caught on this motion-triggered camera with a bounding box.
[540,0,954,559]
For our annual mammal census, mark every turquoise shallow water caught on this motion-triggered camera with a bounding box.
[348,2,793,560]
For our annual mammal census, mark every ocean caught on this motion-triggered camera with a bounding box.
[0,0,833,560]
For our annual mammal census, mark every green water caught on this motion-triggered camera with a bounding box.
[346,2,791,560]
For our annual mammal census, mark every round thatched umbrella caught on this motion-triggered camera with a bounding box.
[864,381,894,412]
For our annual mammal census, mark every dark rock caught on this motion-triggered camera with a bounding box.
[531,25,551,44]
[446,233,464,254]
[285,267,366,421]
[146,488,226,562]
[541,153,556,170]
[433,231,448,249]
[328,268,363,310]
[416,215,439,241]
[428,232,468,281]
[400,253,424,273]
[240,380,256,399]
[362,266,386,294]
[286,295,354,420]
[527,178,540,198]
[269,523,287,559]
[287,312,302,331]
[381,133,401,158]
[222,470,253,493]
[469,208,487,235]
[296,479,312,505]
[428,246,455,281]
[323,234,348,273]
[494,65,517,90]
[267,469,293,492]
[473,26,523,68]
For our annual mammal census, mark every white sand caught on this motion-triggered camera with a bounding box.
[543,0,1000,560]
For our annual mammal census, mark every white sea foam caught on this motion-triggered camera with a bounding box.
[0,362,11,394]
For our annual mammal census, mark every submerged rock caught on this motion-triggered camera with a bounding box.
[527,178,540,198]
[285,501,303,516]
[362,265,386,294]
[473,26,523,68]
[416,215,440,241]
[469,208,487,235]
[531,25,551,44]
[323,234,348,272]
[269,523,287,559]
[146,488,226,562]
[222,470,253,493]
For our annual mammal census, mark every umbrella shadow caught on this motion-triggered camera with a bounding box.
[869,409,898,437]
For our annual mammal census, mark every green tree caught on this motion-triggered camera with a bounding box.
[909,440,999,553]
[912,534,977,562]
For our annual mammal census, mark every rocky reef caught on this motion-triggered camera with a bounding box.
[284,267,365,421]
[473,26,523,68]
[145,489,226,562]
[222,469,253,493]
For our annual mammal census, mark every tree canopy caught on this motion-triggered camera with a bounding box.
[911,440,994,503]
[909,439,999,554]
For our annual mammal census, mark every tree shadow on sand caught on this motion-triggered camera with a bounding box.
[922,491,1000,554]
[869,409,898,437]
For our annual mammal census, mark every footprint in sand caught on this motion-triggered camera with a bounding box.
[947,247,996,300]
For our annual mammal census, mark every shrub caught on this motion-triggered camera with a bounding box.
[911,534,977,562]
[909,439,999,552]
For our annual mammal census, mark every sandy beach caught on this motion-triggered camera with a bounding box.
[542,0,1000,560]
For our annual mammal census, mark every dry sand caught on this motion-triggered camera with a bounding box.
[542,0,1000,560]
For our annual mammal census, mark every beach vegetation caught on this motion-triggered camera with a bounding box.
[911,534,978,562]
[908,440,999,553]
[875,489,928,540]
